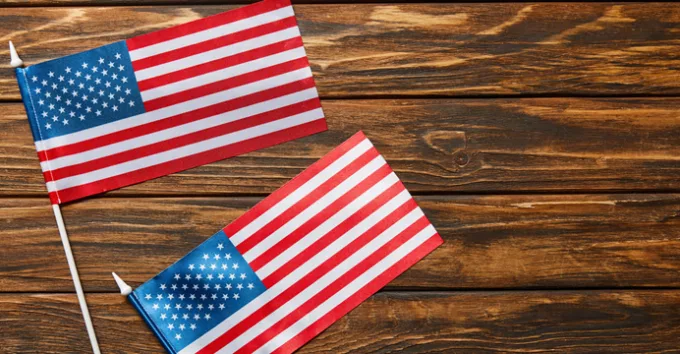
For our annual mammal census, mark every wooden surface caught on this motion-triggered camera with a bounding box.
[1,2,680,353]
[2,194,680,293]
[2,291,680,353]
[3,4,680,99]
[2,98,680,195]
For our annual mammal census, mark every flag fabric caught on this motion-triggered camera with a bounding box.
[129,131,443,354]
[14,0,326,205]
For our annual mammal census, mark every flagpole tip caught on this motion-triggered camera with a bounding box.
[9,41,23,68]
[112,272,132,296]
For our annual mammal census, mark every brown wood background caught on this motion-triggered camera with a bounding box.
[1,2,679,353]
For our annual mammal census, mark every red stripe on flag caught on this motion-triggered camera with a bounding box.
[236,216,433,354]
[196,195,418,354]
[262,183,411,288]
[143,57,310,111]
[49,119,327,204]
[271,234,443,354]
[126,0,291,51]
[131,16,298,72]
[225,131,368,240]
[48,190,60,205]
[248,163,394,274]
[136,36,304,92]
[44,100,322,182]
[236,146,381,255]
[38,78,317,162]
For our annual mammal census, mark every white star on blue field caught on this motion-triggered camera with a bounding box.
[133,230,267,350]
[21,41,145,140]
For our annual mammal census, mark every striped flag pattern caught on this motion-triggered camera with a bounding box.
[130,131,443,353]
[16,0,325,204]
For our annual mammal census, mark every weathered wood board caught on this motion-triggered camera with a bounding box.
[1,98,679,196]
[2,1,679,352]
[0,0,495,6]
[1,194,678,292]
[2,4,680,99]
[1,291,679,353]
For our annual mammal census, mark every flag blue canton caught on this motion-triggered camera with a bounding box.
[132,230,267,351]
[20,41,145,141]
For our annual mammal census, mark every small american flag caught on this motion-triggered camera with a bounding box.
[129,132,443,353]
[15,0,326,204]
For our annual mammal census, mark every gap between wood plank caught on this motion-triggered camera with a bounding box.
[4,287,680,295]
[2,190,680,200]
[0,0,647,9]
[7,93,680,104]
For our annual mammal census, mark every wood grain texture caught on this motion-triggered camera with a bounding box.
[1,2,679,352]
[2,3,680,99]
[1,291,679,353]
[1,194,678,292]
[1,98,679,196]
[0,0,465,6]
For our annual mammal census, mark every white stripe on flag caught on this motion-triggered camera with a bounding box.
[45,108,324,192]
[255,172,401,279]
[35,67,313,152]
[216,201,423,354]
[41,88,319,171]
[133,27,302,82]
[229,139,374,245]
[178,189,416,354]
[128,6,296,61]
[140,46,307,101]
[254,224,437,353]
[242,154,387,263]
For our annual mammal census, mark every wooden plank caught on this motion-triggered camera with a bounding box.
[1,194,679,292]
[2,3,680,98]
[1,290,679,353]
[2,98,679,196]
[0,0,463,6]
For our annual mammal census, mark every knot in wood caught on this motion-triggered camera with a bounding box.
[454,151,469,166]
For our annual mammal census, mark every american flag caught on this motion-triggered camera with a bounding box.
[130,132,443,353]
[16,0,326,204]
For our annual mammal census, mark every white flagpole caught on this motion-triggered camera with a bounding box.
[10,41,101,354]
[53,205,101,354]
